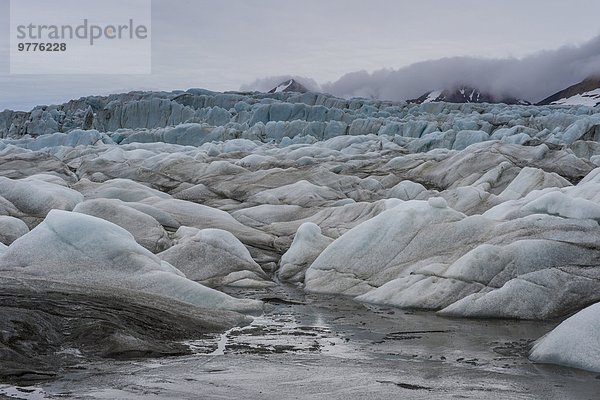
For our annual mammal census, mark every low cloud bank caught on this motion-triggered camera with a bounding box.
[243,35,600,103]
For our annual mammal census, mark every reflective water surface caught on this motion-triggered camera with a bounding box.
[2,285,599,400]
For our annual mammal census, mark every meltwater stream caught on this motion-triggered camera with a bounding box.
[3,285,600,400]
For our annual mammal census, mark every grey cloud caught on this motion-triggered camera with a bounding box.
[3,0,600,111]
[320,36,600,103]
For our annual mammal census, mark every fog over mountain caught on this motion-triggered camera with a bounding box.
[243,35,600,103]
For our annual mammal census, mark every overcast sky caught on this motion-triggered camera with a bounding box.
[1,0,600,110]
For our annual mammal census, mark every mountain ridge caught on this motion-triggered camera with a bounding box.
[268,79,308,94]
[409,85,529,105]
[537,76,600,107]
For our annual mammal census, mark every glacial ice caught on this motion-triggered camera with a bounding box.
[278,223,334,283]
[141,198,276,251]
[2,88,600,371]
[529,302,600,372]
[73,198,172,253]
[73,178,171,202]
[305,200,466,296]
[0,215,29,245]
[248,180,346,207]
[498,167,572,201]
[388,180,427,200]
[0,129,112,152]
[0,176,83,225]
[307,198,600,319]
[0,210,263,313]
[158,228,273,288]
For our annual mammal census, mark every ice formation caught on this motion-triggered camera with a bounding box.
[1,88,600,371]
[530,302,600,372]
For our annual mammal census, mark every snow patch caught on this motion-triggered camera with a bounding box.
[423,90,442,103]
[551,89,600,107]
[273,80,294,93]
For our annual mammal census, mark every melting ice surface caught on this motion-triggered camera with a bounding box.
[28,287,600,399]
[1,89,600,395]
[0,386,49,400]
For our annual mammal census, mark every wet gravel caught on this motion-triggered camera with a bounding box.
[2,285,600,399]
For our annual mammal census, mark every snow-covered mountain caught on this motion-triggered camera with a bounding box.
[410,85,529,105]
[537,76,600,107]
[268,79,308,94]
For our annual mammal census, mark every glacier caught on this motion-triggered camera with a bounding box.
[530,302,600,372]
[1,88,600,375]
